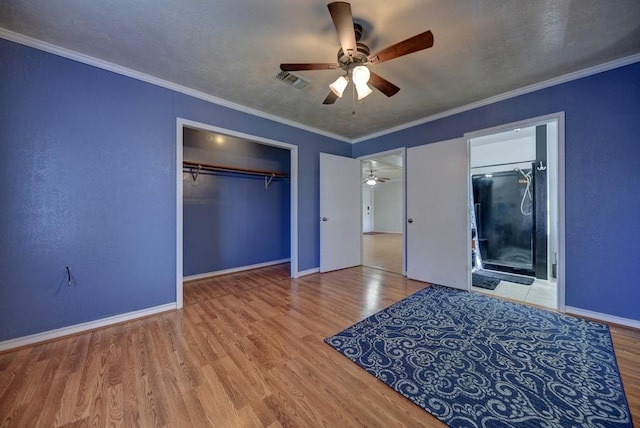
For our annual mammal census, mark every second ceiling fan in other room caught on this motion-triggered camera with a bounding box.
[280,1,434,104]
[364,169,390,186]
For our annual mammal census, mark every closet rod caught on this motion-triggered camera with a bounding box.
[183,160,288,178]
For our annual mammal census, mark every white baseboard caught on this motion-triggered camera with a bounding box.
[183,258,290,281]
[565,306,640,330]
[0,303,176,352]
[298,267,320,277]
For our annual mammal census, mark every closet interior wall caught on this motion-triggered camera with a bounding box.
[182,127,291,277]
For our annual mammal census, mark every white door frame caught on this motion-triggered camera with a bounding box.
[357,148,407,275]
[465,112,566,312]
[175,118,299,309]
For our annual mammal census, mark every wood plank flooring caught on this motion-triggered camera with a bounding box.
[362,233,403,274]
[1,264,638,427]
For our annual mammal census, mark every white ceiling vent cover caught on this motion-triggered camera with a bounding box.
[275,71,308,89]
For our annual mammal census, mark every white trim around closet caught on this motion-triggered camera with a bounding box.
[176,118,299,309]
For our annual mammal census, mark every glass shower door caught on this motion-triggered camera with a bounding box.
[472,168,534,276]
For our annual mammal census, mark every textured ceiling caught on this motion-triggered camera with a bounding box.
[1,0,639,141]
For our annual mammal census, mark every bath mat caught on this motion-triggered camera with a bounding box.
[475,268,534,285]
[325,285,632,427]
[471,273,500,290]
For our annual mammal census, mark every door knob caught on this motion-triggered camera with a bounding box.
[407,218,413,223]
[321,217,328,222]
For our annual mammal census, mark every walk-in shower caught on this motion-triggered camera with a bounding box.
[469,123,553,283]
[472,166,535,276]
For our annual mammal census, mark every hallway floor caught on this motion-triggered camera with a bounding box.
[362,232,403,274]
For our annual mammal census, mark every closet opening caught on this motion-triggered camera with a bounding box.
[176,119,298,308]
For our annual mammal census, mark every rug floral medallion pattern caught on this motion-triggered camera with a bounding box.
[326,286,632,427]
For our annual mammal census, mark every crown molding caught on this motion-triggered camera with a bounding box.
[352,52,640,144]
[0,28,351,144]
[2,28,639,146]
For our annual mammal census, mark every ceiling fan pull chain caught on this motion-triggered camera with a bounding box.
[352,81,356,115]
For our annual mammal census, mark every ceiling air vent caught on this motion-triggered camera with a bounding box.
[275,71,308,89]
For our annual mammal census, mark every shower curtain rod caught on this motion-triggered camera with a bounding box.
[183,160,288,178]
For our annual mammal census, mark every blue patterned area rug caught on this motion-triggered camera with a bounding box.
[325,285,632,427]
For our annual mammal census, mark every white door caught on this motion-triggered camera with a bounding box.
[320,153,361,272]
[406,138,469,290]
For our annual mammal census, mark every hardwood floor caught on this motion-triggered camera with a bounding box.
[362,233,403,274]
[1,265,638,427]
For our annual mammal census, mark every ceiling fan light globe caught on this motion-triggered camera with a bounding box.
[329,75,349,97]
[352,65,370,85]
[355,82,373,100]
[366,178,377,185]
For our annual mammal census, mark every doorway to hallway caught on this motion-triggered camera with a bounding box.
[362,232,403,273]
[359,150,404,275]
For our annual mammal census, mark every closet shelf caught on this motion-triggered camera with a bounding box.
[183,160,288,178]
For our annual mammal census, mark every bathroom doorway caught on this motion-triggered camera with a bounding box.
[468,116,562,310]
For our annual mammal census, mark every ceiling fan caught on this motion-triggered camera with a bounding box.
[280,1,434,105]
[363,169,389,186]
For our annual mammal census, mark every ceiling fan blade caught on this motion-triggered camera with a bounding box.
[368,71,400,97]
[280,63,339,71]
[368,30,434,64]
[327,2,357,58]
[322,91,339,104]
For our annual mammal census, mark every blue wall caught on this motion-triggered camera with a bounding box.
[0,38,349,341]
[182,128,290,275]
[353,62,640,321]
[1,35,637,342]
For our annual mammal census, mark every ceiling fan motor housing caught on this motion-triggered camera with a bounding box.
[353,23,364,41]
[337,42,370,69]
